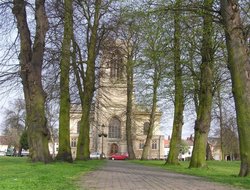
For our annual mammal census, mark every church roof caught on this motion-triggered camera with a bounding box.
[134,104,162,116]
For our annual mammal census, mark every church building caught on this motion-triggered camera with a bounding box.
[69,42,164,159]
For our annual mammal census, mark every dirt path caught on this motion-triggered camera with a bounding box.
[78,160,240,190]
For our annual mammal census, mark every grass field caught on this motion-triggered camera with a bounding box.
[1,157,250,189]
[131,160,250,189]
[0,157,104,190]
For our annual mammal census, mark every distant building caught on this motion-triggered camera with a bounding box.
[164,135,194,161]
[164,136,171,158]
[207,138,222,160]
[48,140,59,158]
[179,135,194,161]
[164,135,240,161]
[207,137,240,161]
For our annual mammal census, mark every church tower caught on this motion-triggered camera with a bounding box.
[93,41,128,156]
[70,40,165,159]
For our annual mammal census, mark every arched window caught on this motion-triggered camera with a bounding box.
[71,138,77,147]
[143,122,150,135]
[108,117,121,138]
[151,140,157,150]
[77,121,81,133]
[110,50,123,79]
[139,140,144,149]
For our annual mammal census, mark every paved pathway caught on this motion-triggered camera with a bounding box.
[78,160,240,190]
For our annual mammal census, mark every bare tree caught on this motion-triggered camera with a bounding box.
[73,0,104,160]
[12,0,51,162]
[2,99,25,151]
[222,118,239,161]
[116,17,142,159]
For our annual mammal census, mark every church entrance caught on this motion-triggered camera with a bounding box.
[110,143,118,154]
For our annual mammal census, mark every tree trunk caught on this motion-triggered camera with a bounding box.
[141,68,160,160]
[206,142,214,160]
[220,0,250,177]
[12,0,51,163]
[217,87,224,160]
[165,0,184,165]
[76,0,101,160]
[56,0,73,163]
[189,0,214,168]
[77,107,91,160]
[126,57,136,159]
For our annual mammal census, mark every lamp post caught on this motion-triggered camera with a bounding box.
[98,124,107,159]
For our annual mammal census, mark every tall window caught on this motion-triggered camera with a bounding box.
[77,121,81,133]
[143,122,150,135]
[139,140,144,149]
[151,140,157,150]
[110,50,123,79]
[108,117,121,138]
[71,138,77,147]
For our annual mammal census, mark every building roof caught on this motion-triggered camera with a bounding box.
[134,105,162,116]
[164,139,170,148]
[164,134,194,148]
[185,139,194,146]
[208,137,221,148]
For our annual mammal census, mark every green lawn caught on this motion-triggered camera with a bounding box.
[131,160,250,189]
[0,157,104,190]
[2,157,249,189]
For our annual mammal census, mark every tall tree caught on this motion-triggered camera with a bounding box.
[12,0,51,162]
[75,0,102,160]
[141,63,161,160]
[216,86,225,160]
[138,11,167,160]
[189,0,214,168]
[111,10,142,159]
[56,0,73,162]
[220,0,250,176]
[126,42,136,159]
[166,0,184,165]
[120,21,139,159]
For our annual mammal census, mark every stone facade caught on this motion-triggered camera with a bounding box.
[69,43,164,159]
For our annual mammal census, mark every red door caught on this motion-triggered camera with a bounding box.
[110,143,118,154]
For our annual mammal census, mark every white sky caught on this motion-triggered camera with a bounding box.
[161,111,195,140]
